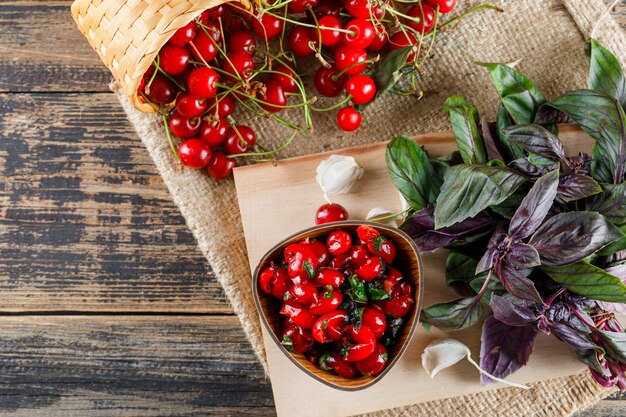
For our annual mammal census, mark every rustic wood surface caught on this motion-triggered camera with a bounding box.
[0,1,623,416]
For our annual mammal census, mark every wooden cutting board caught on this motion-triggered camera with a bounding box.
[233,125,596,417]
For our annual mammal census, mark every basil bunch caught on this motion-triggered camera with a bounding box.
[386,39,626,388]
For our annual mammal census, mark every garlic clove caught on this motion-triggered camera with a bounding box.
[366,207,398,226]
[316,155,364,202]
[422,339,470,378]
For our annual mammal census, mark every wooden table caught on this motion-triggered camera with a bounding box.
[0,1,624,416]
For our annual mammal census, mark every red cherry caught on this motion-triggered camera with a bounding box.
[282,325,315,353]
[229,30,256,55]
[361,308,387,338]
[206,5,225,20]
[317,16,342,46]
[368,26,388,51]
[291,282,319,305]
[344,0,384,19]
[356,257,383,281]
[366,237,397,264]
[205,95,236,119]
[355,343,388,376]
[328,254,350,269]
[199,20,222,43]
[342,324,376,362]
[259,263,290,299]
[158,45,189,75]
[199,119,229,147]
[168,112,201,138]
[342,19,375,49]
[309,289,343,316]
[178,138,212,169]
[258,81,286,113]
[190,30,218,62]
[221,52,255,81]
[389,32,419,63]
[308,240,331,267]
[284,242,319,282]
[144,73,178,104]
[346,74,376,105]
[314,66,347,98]
[321,351,358,378]
[288,0,318,13]
[169,21,196,47]
[315,203,348,224]
[315,268,344,288]
[187,67,219,99]
[406,4,436,34]
[426,0,456,13]
[382,282,414,318]
[357,225,380,241]
[251,12,285,39]
[224,125,256,155]
[334,47,368,75]
[272,64,298,93]
[280,302,317,329]
[289,26,319,57]
[312,310,347,343]
[326,230,352,255]
[175,92,207,118]
[337,106,362,131]
[314,0,341,18]
[207,151,236,180]
[348,245,369,267]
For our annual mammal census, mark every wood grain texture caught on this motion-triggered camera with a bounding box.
[0,0,624,416]
[0,92,231,313]
[0,315,273,416]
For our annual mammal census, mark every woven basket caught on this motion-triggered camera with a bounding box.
[71,0,253,112]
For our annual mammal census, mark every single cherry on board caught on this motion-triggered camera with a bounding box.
[315,203,349,224]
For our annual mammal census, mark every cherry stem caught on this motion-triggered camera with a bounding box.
[310,95,352,112]
[162,110,181,162]
[227,128,298,159]
[333,57,379,79]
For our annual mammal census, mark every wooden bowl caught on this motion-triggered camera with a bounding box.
[252,221,423,391]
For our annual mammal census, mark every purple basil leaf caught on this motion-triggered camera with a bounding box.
[509,170,560,240]
[490,294,537,326]
[502,124,566,161]
[400,206,494,253]
[586,182,626,226]
[507,242,541,269]
[476,228,506,274]
[578,349,611,377]
[534,105,573,125]
[481,119,506,161]
[557,173,602,202]
[529,212,624,266]
[480,314,538,384]
[434,164,526,229]
[509,157,547,177]
[549,323,597,350]
[496,260,543,304]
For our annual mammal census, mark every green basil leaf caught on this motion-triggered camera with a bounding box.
[421,296,484,331]
[478,62,546,124]
[529,211,624,266]
[587,182,626,226]
[386,135,442,211]
[544,90,626,184]
[597,225,626,256]
[469,276,505,302]
[501,124,565,161]
[543,260,626,302]
[597,329,626,364]
[495,104,525,161]
[346,275,367,303]
[375,46,412,95]
[588,38,626,109]
[446,251,480,286]
[443,95,488,165]
[434,164,526,229]
[366,282,391,301]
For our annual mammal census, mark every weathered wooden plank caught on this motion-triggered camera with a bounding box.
[0,315,275,416]
[0,1,624,93]
[0,92,232,312]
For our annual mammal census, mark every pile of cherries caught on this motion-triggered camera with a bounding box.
[259,225,414,378]
[139,0,461,179]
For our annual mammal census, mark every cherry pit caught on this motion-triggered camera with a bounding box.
[258,225,414,378]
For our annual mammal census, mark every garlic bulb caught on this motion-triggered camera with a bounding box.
[316,155,364,202]
[421,339,529,389]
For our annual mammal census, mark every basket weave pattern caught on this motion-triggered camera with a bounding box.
[71,0,251,112]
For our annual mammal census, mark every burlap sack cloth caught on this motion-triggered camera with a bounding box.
[111,0,626,414]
